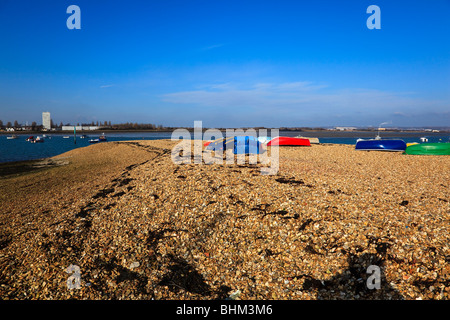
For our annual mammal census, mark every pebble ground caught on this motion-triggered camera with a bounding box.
[0,140,448,300]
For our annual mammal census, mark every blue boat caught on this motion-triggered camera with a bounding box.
[206,136,264,154]
[355,138,406,152]
[234,136,264,154]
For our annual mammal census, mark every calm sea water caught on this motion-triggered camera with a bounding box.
[0,131,449,163]
[0,132,172,163]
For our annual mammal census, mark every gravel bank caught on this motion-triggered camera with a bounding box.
[1,140,449,300]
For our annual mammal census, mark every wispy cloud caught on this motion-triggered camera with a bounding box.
[162,81,402,111]
[160,81,449,126]
[199,43,226,51]
[100,84,115,88]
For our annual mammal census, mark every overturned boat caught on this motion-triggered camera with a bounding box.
[267,137,311,147]
[355,139,406,152]
[295,136,320,144]
[404,142,450,155]
[205,136,264,154]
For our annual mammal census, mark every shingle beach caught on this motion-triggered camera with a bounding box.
[0,140,449,300]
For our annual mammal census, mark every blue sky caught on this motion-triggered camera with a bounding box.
[0,0,449,128]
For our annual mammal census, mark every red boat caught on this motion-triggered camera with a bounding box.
[267,137,311,146]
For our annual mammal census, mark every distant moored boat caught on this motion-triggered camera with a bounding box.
[99,133,107,141]
[31,136,44,143]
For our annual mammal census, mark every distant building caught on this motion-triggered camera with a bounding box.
[335,127,357,131]
[42,112,51,130]
[61,126,100,131]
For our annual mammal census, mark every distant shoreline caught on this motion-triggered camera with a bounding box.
[1,129,449,138]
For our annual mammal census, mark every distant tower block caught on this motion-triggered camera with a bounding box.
[42,112,51,130]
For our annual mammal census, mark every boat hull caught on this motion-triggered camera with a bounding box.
[404,143,450,155]
[355,139,406,151]
[205,136,264,154]
[295,136,320,144]
[267,137,311,146]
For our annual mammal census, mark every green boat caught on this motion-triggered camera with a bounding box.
[404,142,450,155]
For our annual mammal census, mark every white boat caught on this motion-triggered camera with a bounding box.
[257,136,271,144]
[7,135,18,139]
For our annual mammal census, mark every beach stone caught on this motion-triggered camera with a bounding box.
[0,139,448,300]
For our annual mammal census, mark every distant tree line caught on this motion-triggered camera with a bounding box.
[0,119,42,130]
[60,121,166,130]
[60,122,166,130]
[0,119,166,131]
[110,122,165,130]
[56,121,112,127]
